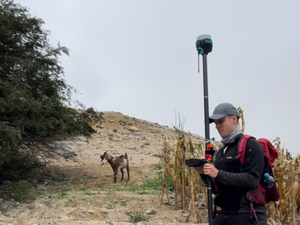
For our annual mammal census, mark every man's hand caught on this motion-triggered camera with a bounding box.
[203,163,219,178]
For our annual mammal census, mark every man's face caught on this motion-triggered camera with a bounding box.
[213,115,238,138]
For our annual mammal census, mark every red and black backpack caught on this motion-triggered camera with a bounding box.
[236,135,281,224]
[236,135,280,203]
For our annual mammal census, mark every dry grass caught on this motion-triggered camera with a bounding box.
[159,131,222,223]
[270,138,300,225]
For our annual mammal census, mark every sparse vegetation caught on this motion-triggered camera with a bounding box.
[11,182,35,202]
[104,201,117,209]
[55,187,72,199]
[104,198,131,209]
[78,185,96,195]
[127,210,149,223]
[106,178,161,195]
[119,198,130,206]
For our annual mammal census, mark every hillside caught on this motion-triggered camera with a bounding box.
[0,111,207,225]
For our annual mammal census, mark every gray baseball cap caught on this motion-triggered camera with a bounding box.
[209,103,240,123]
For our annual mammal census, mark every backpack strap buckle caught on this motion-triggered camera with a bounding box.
[249,196,255,202]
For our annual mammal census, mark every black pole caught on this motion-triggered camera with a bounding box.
[202,54,210,141]
[202,53,213,225]
[195,34,214,225]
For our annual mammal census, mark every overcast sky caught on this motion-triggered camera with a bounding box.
[16,0,300,156]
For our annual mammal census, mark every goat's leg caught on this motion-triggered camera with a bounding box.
[114,170,118,183]
[120,169,124,181]
[126,167,129,182]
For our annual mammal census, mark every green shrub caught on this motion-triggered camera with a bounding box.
[104,201,117,209]
[11,182,35,202]
[127,211,149,223]
[55,187,71,199]
[158,171,174,192]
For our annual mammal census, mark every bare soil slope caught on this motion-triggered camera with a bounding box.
[0,112,207,225]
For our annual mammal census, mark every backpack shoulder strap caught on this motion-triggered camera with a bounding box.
[235,134,253,165]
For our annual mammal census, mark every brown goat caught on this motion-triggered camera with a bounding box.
[100,150,130,183]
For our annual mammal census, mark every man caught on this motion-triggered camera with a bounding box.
[194,103,267,225]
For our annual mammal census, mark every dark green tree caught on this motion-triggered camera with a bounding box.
[0,0,103,180]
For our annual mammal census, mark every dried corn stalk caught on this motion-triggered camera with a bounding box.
[272,138,300,225]
[238,107,245,133]
[159,131,222,223]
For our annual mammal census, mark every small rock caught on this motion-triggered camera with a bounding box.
[145,209,157,214]
[27,204,35,210]
[101,208,109,213]
[36,185,47,191]
[182,212,189,217]
[128,126,139,132]
[153,153,160,157]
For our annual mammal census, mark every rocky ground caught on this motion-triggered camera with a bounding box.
[0,111,208,225]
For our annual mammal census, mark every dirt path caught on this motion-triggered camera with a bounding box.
[0,112,207,225]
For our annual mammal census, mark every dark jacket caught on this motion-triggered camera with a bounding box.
[202,134,265,213]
